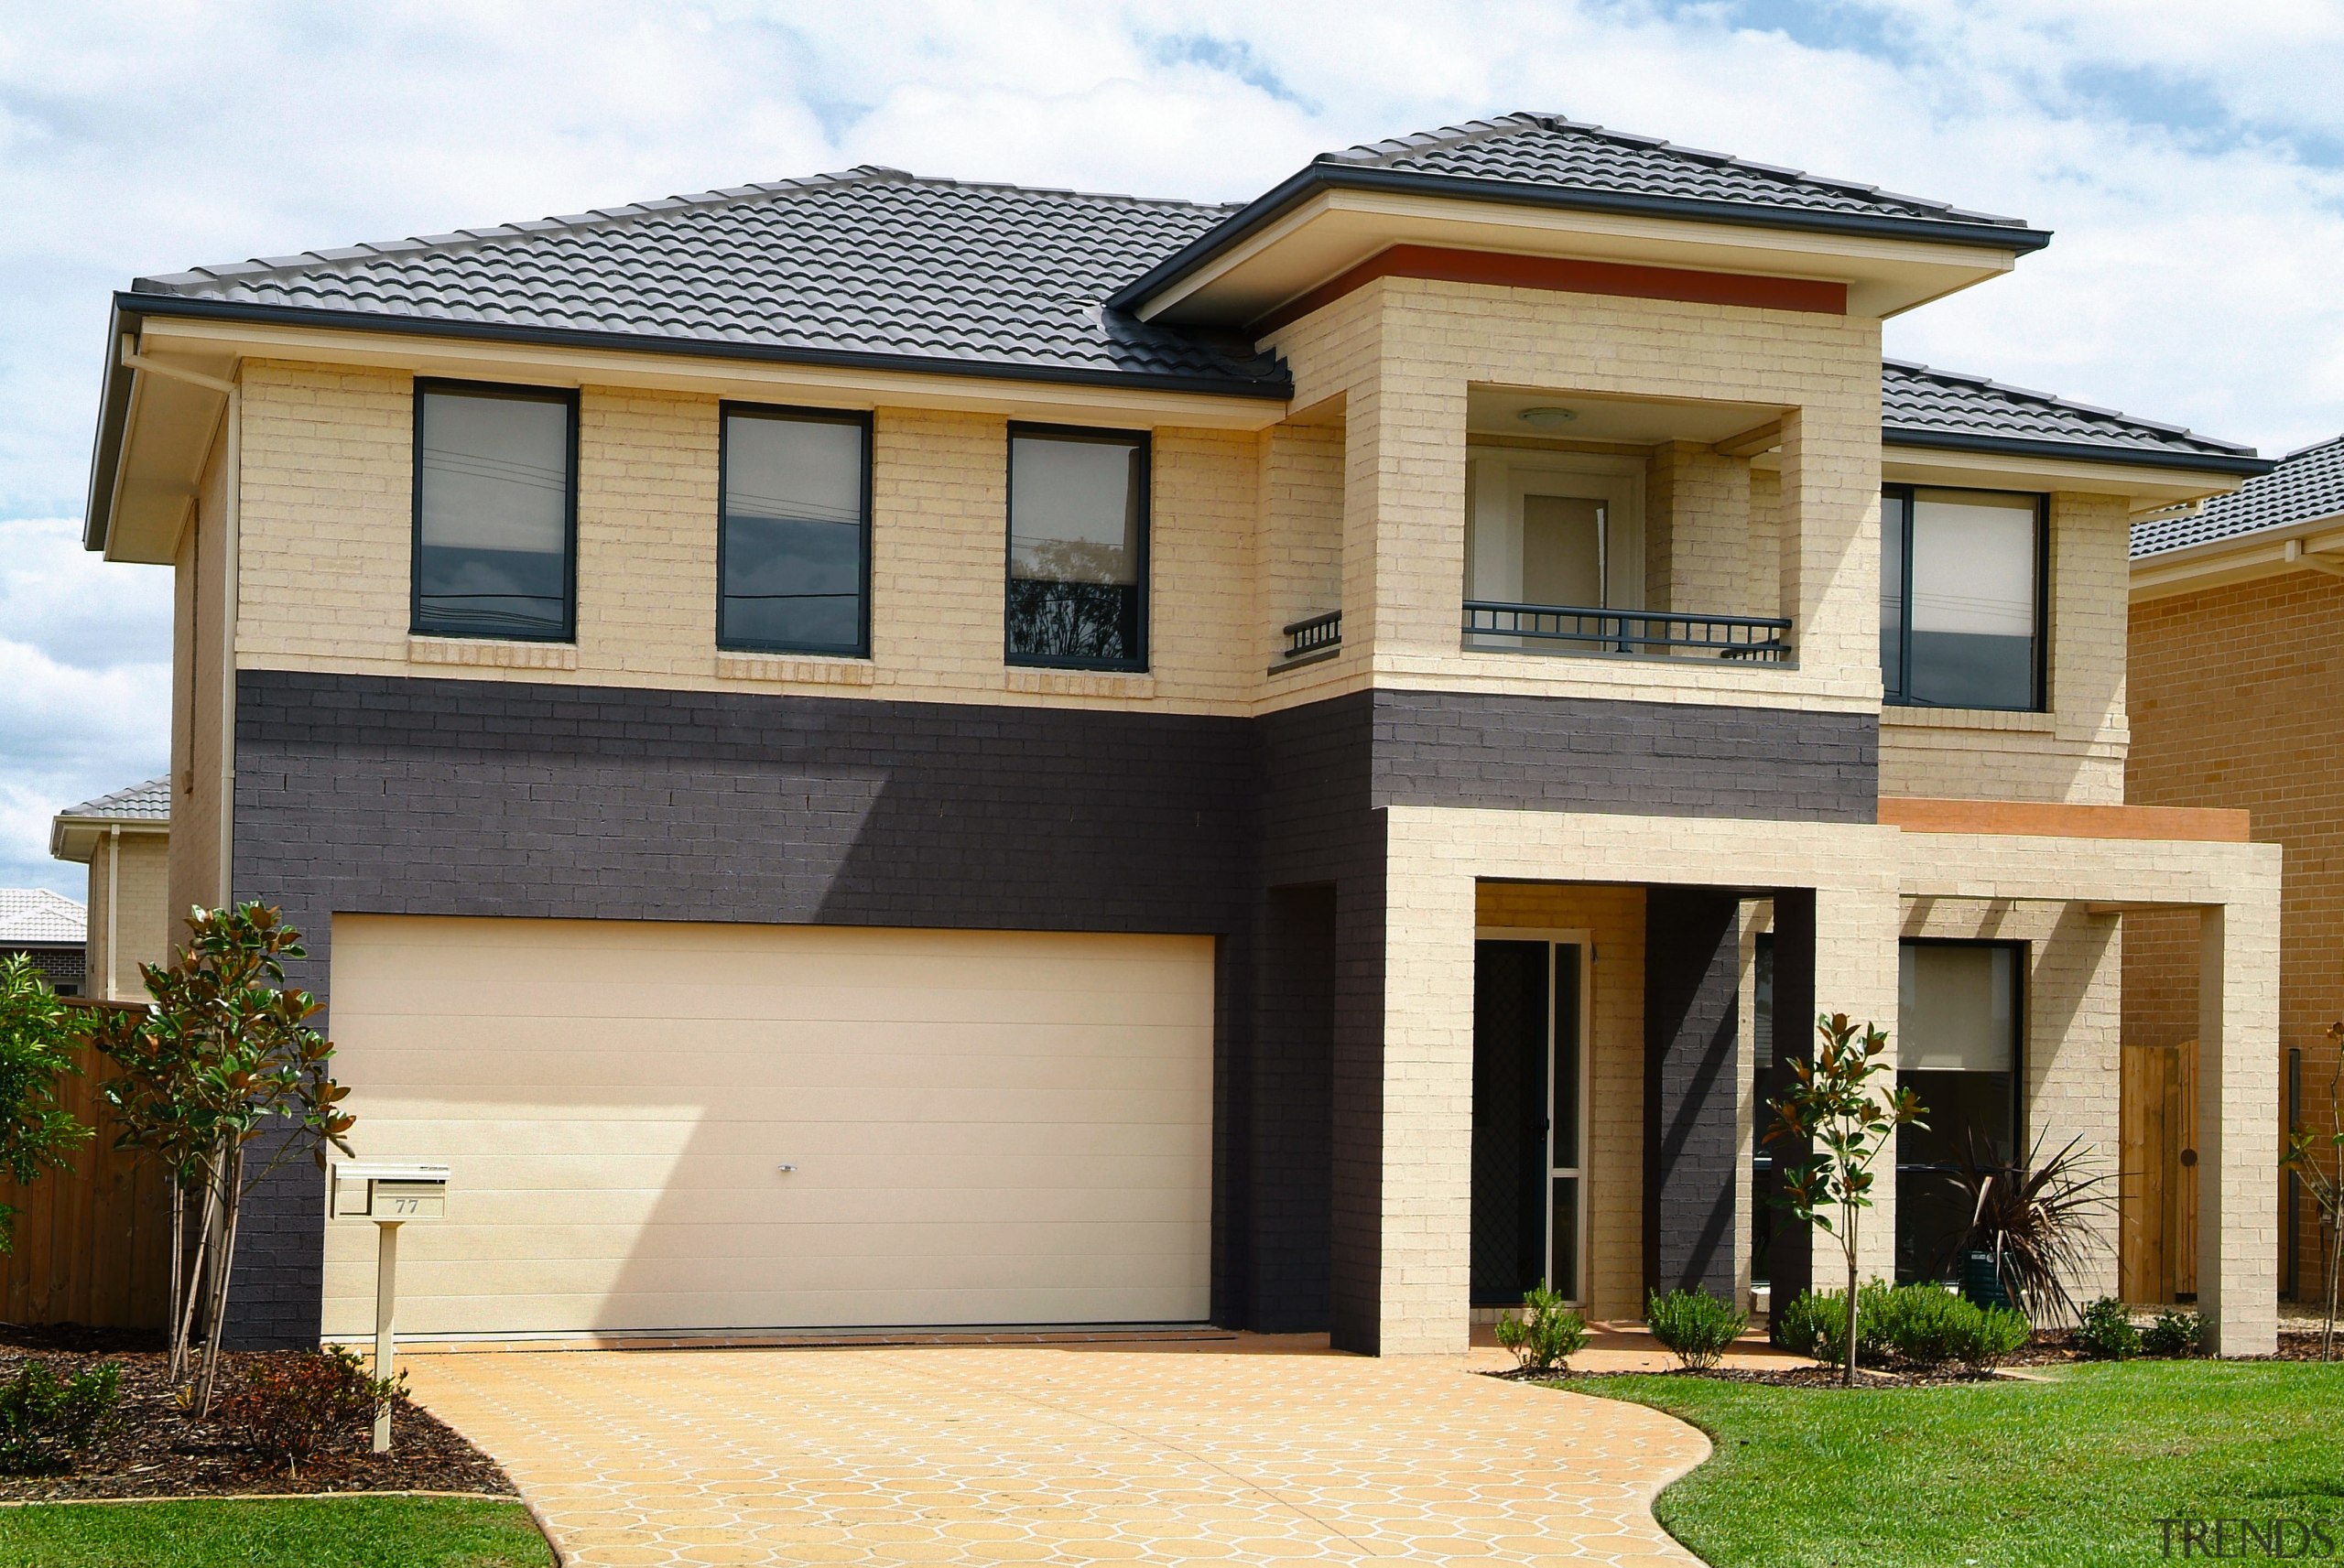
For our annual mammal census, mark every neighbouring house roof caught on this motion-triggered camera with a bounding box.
[1882,360,2269,476]
[2131,435,2344,557]
[0,889,86,947]
[127,169,1284,396]
[57,776,170,824]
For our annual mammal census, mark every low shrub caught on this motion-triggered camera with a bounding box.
[1494,1281,1590,1374]
[1775,1281,1896,1366]
[1963,1305,2033,1369]
[2077,1296,2143,1360]
[1646,1286,1748,1370]
[2143,1306,2203,1358]
[0,1360,120,1474]
[1880,1285,1973,1368]
[218,1346,401,1477]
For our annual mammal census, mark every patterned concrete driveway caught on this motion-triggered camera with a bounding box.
[405,1337,1709,1567]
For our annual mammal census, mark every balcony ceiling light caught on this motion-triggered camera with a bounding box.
[1518,406,1578,428]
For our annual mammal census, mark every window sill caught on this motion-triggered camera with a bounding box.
[1883,705,2056,733]
[408,635,579,671]
[715,652,876,687]
[1005,668,1156,700]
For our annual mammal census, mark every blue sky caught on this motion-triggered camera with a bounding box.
[2,0,2339,895]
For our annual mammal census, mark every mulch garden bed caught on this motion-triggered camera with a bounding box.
[0,1324,516,1503]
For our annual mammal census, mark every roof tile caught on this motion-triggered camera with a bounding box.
[2132,436,2344,557]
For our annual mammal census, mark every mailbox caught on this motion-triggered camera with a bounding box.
[332,1162,450,1222]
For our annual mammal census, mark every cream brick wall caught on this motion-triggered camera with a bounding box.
[1265,276,1883,715]
[170,426,230,926]
[1900,895,2123,1304]
[82,832,173,1000]
[1646,440,1756,622]
[232,362,1261,715]
[1880,490,2132,804]
[1379,806,1904,1352]
[1892,827,2280,1354]
[1473,881,1646,1321]
[1256,418,1345,669]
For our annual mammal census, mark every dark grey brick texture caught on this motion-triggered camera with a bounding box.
[1644,888,1744,1301]
[224,670,1872,1348]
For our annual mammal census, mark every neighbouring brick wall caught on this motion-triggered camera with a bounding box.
[82,832,172,1000]
[2130,568,2344,1298]
[1881,491,2132,805]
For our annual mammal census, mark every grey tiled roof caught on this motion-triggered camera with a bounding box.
[1320,114,2034,232]
[57,776,169,822]
[0,890,84,946]
[2132,435,2344,557]
[1882,360,2259,465]
[132,169,1282,393]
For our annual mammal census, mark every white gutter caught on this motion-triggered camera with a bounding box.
[118,335,239,907]
[104,824,120,1001]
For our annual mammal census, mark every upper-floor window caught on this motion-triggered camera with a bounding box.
[1006,426,1147,671]
[1881,486,2044,710]
[720,406,871,656]
[413,381,578,641]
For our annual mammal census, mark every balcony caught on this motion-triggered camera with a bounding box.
[1278,610,1342,668]
[1462,601,1792,663]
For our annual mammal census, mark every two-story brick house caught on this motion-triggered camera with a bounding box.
[83,114,2284,1354]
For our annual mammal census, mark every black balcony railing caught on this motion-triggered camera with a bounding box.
[1462,600,1793,663]
[1282,610,1342,662]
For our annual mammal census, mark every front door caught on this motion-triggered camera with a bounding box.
[1471,935,1588,1305]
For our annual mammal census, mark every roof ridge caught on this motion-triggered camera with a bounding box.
[135,166,1240,296]
[1884,358,2252,455]
[1319,112,2025,229]
[58,775,170,819]
[2277,431,2344,463]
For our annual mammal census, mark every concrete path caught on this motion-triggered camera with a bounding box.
[406,1337,1710,1567]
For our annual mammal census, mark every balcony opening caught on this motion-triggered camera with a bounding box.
[1462,385,1794,665]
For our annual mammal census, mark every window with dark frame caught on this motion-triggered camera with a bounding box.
[413,382,578,641]
[1895,938,2025,1283]
[719,406,871,657]
[1880,485,2046,710]
[1005,426,1147,670]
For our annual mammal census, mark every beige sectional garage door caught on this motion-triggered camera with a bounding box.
[320,915,1214,1338]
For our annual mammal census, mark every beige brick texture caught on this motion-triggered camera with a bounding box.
[81,833,172,1001]
[1881,491,2132,803]
[2130,568,2344,1308]
[231,362,1261,715]
[169,425,231,928]
[1265,276,1883,714]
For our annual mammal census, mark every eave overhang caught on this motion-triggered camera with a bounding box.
[2132,510,2344,601]
[50,814,169,865]
[1111,165,2053,327]
[85,290,1297,557]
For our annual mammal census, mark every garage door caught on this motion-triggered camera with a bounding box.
[321,915,1214,1338]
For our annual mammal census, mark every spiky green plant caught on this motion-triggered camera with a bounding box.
[1939,1132,2116,1329]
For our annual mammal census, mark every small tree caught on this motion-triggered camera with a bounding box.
[2282,1020,2344,1361]
[0,956,92,1249]
[80,905,354,1414]
[1765,1011,1926,1387]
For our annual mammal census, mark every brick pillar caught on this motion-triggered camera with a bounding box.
[1251,884,1334,1331]
[2199,901,2281,1357]
[1644,888,1743,1301]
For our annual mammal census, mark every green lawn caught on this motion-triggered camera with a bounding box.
[0,1495,552,1567]
[1552,1360,2344,1568]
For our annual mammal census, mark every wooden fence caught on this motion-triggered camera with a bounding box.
[2120,1038,2198,1303]
[0,1041,171,1328]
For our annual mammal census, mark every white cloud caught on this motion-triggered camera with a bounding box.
[0,518,170,896]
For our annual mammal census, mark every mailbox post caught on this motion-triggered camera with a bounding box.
[331,1162,449,1454]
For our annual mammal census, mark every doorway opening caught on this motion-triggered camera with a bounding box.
[1471,933,1590,1305]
